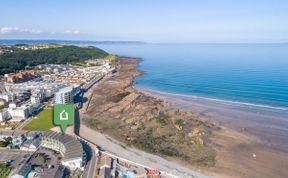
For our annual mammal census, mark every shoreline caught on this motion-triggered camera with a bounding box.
[81,57,288,178]
[137,87,288,153]
[135,87,288,112]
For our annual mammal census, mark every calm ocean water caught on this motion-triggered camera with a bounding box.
[1,40,288,110]
[96,43,288,110]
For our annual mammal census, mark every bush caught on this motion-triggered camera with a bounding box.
[175,119,186,126]
[156,112,169,125]
[0,141,8,147]
[160,147,179,156]
[0,163,12,178]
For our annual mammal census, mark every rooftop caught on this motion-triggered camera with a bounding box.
[42,131,83,161]
[57,86,73,93]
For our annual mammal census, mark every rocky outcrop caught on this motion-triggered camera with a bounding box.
[83,57,216,166]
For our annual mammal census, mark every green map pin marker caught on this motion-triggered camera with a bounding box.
[54,104,74,133]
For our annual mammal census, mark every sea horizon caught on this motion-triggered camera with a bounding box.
[1,39,288,44]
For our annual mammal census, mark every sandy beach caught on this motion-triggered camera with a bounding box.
[80,57,288,178]
[138,88,288,178]
[139,89,288,153]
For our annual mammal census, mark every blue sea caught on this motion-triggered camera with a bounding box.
[96,43,288,110]
[1,40,288,110]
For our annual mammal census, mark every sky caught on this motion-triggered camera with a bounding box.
[0,0,288,43]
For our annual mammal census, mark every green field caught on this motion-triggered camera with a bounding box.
[23,108,55,131]
[0,164,12,178]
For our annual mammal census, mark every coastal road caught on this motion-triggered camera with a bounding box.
[82,142,98,178]
[87,155,98,178]
[71,74,101,178]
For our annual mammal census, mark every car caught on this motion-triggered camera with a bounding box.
[95,148,100,156]
[4,159,12,164]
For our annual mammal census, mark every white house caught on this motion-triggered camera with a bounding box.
[0,93,15,102]
[0,109,11,122]
[31,89,46,104]
[7,106,30,121]
[55,87,74,104]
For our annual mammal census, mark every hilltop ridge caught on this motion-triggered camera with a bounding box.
[0,44,108,75]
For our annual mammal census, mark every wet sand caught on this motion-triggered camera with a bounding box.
[138,88,288,178]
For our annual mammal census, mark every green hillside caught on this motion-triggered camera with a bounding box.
[0,45,108,75]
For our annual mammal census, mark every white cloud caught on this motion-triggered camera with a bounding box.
[65,30,80,34]
[21,28,43,34]
[0,27,20,34]
[0,27,80,35]
[0,27,43,34]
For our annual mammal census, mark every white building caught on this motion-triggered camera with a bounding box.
[55,87,74,104]
[11,135,26,148]
[7,105,30,121]
[21,138,41,152]
[4,81,67,98]
[41,131,86,170]
[9,103,16,108]
[31,89,46,104]
[0,93,15,102]
[102,63,116,75]
[0,110,11,122]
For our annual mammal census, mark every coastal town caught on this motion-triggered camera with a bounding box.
[0,44,166,178]
[2,1,288,178]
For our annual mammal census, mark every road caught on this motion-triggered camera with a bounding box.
[0,149,32,176]
[81,141,98,178]
[74,73,107,178]
[86,145,98,178]
[16,116,34,129]
[82,74,104,91]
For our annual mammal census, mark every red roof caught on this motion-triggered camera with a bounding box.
[147,169,161,175]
